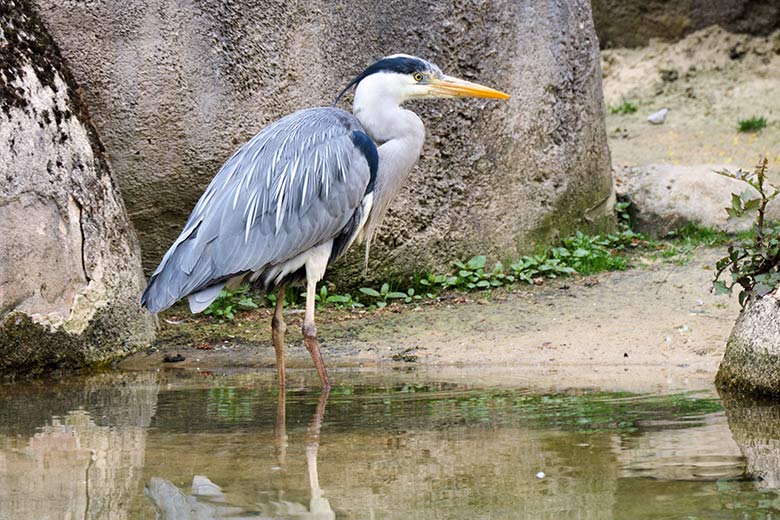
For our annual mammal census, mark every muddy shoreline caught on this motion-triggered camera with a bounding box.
[120,248,740,394]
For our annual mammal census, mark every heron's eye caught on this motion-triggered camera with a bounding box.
[413,72,424,82]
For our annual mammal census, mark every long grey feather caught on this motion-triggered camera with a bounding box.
[141,107,373,313]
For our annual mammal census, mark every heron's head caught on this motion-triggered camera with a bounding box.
[334,54,509,106]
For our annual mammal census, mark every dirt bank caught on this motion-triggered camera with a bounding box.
[121,248,740,393]
[603,26,780,177]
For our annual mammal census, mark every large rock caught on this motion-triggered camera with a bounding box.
[32,0,614,286]
[0,0,156,374]
[0,372,158,519]
[721,390,780,488]
[592,0,780,48]
[616,164,780,238]
[716,292,780,395]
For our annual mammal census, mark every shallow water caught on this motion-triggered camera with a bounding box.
[2,370,780,519]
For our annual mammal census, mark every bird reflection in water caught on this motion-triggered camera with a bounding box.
[145,390,333,519]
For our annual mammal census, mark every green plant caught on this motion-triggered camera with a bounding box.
[204,286,259,321]
[453,255,515,289]
[609,101,638,115]
[558,232,632,274]
[666,223,730,246]
[202,228,654,318]
[359,283,410,308]
[615,199,632,229]
[301,284,364,309]
[737,116,767,133]
[714,158,780,306]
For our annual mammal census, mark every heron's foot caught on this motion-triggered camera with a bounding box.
[302,323,330,390]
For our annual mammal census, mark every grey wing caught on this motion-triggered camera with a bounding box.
[141,107,374,313]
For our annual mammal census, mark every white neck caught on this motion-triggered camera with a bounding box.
[352,74,425,146]
[351,73,426,255]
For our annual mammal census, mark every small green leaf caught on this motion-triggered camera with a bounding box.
[466,255,486,270]
[359,287,381,298]
[743,198,761,212]
[713,280,731,295]
[237,298,258,310]
[731,193,743,213]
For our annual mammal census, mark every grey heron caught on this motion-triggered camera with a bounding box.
[141,54,509,388]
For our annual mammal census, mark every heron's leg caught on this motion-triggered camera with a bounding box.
[274,389,288,470]
[306,389,330,508]
[272,285,287,388]
[302,277,330,389]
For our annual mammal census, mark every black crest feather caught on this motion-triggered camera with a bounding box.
[333,55,430,106]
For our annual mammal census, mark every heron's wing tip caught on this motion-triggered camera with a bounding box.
[188,283,225,313]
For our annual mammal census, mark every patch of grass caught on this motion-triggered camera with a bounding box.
[737,116,767,133]
[608,100,638,115]
[667,223,731,246]
[654,223,733,264]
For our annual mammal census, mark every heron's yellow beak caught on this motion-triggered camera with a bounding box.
[428,75,510,99]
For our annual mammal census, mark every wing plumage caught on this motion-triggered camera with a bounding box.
[141,107,375,313]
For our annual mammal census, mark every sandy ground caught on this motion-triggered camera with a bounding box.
[121,248,741,394]
[603,26,780,177]
[123,26,775,394]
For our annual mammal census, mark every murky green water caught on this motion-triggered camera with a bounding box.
[2,370,780,519]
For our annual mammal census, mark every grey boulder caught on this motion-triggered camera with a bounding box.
[32,0,615,286]
[0,0,156,374]
[615,163,780,237]
[716,292,780,396]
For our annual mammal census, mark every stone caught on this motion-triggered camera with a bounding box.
[615,163,780,237]
[0,0,156,374]
[721,390,780,486]
[647,108,668,125]
[32,0,615,287]
[0,372,158,518]
[716,292,780,396]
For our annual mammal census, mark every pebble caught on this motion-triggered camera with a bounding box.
[647,108,669,125]
[536,471,545,479]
